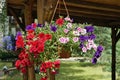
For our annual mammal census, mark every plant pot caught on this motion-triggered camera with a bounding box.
[58,47,71,58]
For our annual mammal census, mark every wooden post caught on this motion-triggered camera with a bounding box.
[24,0,35,80]
[37,0,44,24]
[111,27,116,80]
[47,69,55,80]
[24,2,33,26]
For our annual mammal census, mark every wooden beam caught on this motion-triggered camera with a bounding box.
[8,4,24,9]
[56,10,120,21]
[44,0,57,22]
[8,7,25,31]
[7,0,23,5]
[43,0,52,21]
[59,1,120,13]
[58,8,120,19]
[111,27,117,80]
[37,0,44,24]
[83,0,120,6]
[59,4,120,18]
[24,0,34,25]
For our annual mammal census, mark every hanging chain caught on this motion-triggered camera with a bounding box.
[63,0,69,17]
[50,0,69,24]
[50,0,60,24]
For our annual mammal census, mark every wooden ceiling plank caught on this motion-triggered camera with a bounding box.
[59,4,120,17]
[56,9,120,21]
[83,0,120,6]
[7,0,24,5]
[58,8,120,18]
[59,1,120,13]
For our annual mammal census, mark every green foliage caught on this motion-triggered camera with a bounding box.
[0,1,7,33]
[94,26,120,77]
[94,26,111,51]
[0,48,17,60]
[0,1,7,22]
[116,40,120,76]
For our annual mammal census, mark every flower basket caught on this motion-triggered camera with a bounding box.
[58,46,71,58]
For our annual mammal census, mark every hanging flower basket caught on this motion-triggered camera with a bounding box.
[58,46,71,58]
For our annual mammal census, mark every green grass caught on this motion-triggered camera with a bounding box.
[56,61,111,80]
[0,61,12,69]
[0,61,118,80]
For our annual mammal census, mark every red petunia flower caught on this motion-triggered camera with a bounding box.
[16,35,24,48]
[45,61,53,68]
[51,69,57,75]
[56,18,64,26]
[40,77,47,80]
[20,67,27,74]
[32,23,37,28]
[54,60,60,68]
[15,60,21,69]
[40,66,47,73]
[38,32,45,39]
[26,33,35,40]
[45,34,52,40]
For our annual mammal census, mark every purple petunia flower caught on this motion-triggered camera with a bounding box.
[97,45,104,52]
[79,35,88,42]
[26,25,34,31]
[94,51,101,58]
[50,25,57,32]
[16,31,22,36]
[89,34,96,40]
[85,26,94,33]
[15,31,22,40]
[92,57,97,64]
[79,42,84,48]
[37,24,43,27]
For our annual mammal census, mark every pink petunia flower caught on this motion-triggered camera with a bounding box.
[59,37,69,44]
[81,29,87,35]
[64,29,69,34]
[66,23,72,29]
[86,43,92,50]
[73,31,80,36]
[77,27,82,32]
[92,44,97,51]
[82,47,87,52]
[73,37,79,42]
[64,17,73,22]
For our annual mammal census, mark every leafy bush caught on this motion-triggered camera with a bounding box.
[0,48,17,61]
